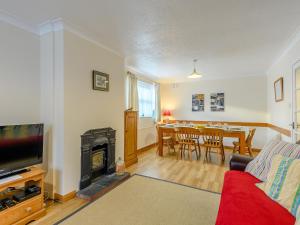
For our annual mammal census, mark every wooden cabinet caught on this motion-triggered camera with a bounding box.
[0,168,46,225]
[124,110,138,167]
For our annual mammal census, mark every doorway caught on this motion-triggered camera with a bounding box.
[292,61,300,143]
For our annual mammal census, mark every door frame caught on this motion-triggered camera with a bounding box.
[291,60,300,143]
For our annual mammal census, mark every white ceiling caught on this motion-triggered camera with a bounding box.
[1,0,300,82]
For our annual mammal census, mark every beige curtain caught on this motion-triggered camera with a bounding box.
[126,72,139,111]
[154,83,161,122]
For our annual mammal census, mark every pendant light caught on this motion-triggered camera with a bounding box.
[188,59,202,78]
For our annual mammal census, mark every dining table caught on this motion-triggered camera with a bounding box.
[157,124,247,156]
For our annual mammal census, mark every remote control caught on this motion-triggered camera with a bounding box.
[0,202,6,211]
[2,198,16,207]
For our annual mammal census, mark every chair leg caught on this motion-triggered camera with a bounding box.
[248,147,253,157]
[197,142,201,158]
[181,144,185,159]
[233,144,236,153]
[188,145,192,161]
[233,144,240,154]
[205,146,208,160]
[177,144,181,160]
[167,141,171,154]
[195,146,199,160]
[208,147,212,160]
[171,139,175,152]
[180,144,184,160]
[173,141,176,153]
[221,145,225,161]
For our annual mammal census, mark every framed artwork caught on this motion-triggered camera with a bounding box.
[93,70,109,91]
[192,94,204,111]
[210,92,225,112]
[274,77,283,102]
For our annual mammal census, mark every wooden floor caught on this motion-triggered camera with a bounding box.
[32,146,232,225]
[126,147,230,193]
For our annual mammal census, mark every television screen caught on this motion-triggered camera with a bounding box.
[0,124,43,176]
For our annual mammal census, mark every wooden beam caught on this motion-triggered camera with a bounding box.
[268,123,291,137]
[165,120,291,137]
[167,120,268,127]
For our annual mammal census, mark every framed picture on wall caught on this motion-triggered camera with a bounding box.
[274,77,283,102]
[210,92,225,112]
[192,94,204,111]
[93,70,109,91]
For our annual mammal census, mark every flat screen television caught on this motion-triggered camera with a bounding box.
[0,124,43,177]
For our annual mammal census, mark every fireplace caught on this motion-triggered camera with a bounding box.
[80,128,116,189]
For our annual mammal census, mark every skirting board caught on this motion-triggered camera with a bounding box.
[138,143,158,154]
[54,190,77,203]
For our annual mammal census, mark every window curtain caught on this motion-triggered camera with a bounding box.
[126,72,139,111]
[137,80,154,117]
[154,83,161,122]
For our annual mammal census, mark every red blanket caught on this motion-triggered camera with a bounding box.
[215,171,295,225]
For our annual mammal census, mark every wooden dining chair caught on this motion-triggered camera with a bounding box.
[233,128,256,157]
[176,127,200,160]
[201,128,225,161]
[156,125,176,155]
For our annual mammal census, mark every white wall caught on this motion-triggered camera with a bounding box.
[267,37,300,142]
[63,30,125,194]
[0,21,40,124]
[138,117,157,149]
[40,27,65,196]
[160,76,268,148]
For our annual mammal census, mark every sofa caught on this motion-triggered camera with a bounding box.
[215,154,296,225]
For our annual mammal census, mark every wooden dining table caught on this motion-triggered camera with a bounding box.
[157,125,247,156]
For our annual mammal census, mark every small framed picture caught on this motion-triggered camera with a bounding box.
[93,70,109,91]
[274,77,283,102]
[192,94,205,111]
[210,92,225,112]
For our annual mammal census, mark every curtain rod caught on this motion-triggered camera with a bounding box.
[127,71,159,85]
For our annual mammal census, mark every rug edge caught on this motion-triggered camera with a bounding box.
[54,173,221,224]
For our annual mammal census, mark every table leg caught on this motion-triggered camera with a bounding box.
[239,132,246,155]
[158,127,163,156]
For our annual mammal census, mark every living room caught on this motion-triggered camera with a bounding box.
[1,1,300,225]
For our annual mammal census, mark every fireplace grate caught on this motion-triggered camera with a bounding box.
[92,149,106,171]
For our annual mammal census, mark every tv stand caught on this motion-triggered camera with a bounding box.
[0,168,31,180]
[0,167,46,225]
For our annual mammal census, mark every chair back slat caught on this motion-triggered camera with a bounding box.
[246,128,256,147]
[176,127,199,143]
[201,128,224,148]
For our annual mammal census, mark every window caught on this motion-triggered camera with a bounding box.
[137,80,155,117]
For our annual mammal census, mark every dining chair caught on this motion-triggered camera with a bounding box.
[156,125,176,155]
[233,128,256,157]
[176,127,200,160]
[201,128,225,161]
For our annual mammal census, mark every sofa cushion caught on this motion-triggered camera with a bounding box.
[246,140,300,181]
[257,155,300,216]
[215,171,295,225]
[296,209,300,225]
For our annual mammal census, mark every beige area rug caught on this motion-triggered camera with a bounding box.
[58,175,220,225]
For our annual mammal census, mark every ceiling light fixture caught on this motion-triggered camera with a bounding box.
[188,59,202,79]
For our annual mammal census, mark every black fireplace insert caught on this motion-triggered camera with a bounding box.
[80,127,116,189]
